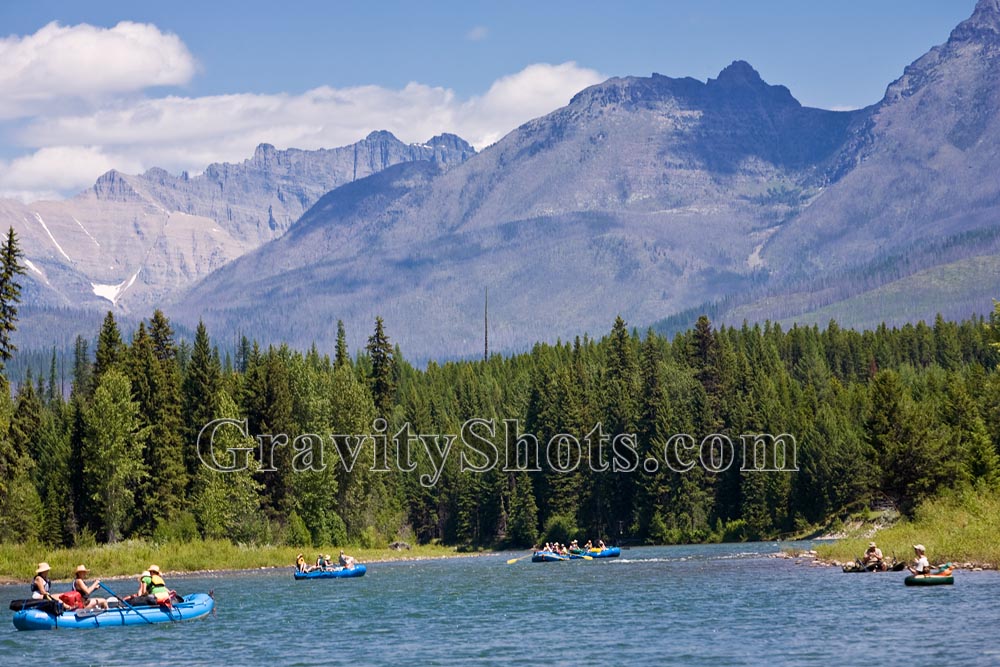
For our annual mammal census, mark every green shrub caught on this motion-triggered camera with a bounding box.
[153,512,199,544]
[328,513,348,547]
[284,512,312,547]
[542,513,579,545]
[357,526,380,549]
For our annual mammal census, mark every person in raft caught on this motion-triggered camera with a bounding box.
[296,553,312,572]
[316,553,328,569]
[339,550,356,569]
[862,542,885,570]
[73,565,109,610]
[134,565,173,605]
[909,544,931,575]
[31,562,58,601]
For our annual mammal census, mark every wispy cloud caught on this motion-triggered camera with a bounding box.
[0,21,604,202]
[465,26,489,42]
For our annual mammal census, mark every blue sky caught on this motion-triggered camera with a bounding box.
[0,0,977,200]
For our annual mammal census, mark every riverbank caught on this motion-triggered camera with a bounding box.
[785,487,1000,570]
[0,539,484,584]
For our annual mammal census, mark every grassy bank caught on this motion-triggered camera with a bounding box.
[0,540,470,583]
[814,486,1000,568]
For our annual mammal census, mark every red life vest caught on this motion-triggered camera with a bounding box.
[59,590,84,609]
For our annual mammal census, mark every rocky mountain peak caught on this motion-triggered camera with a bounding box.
[427,133,473,151]
[141,167,172,184]
[250,143,279,168]
[947,0,1000,43]
[708,60,798,107]
[365,130,400,143]
[883,0,1000,104]
[90,169,146,203]
[714,60,764,86]
[253,143,277,158]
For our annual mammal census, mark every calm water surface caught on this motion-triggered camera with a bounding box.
[3,542,998,666]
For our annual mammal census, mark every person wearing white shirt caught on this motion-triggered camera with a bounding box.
[908,544,930,575]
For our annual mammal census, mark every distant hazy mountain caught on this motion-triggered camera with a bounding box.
[735,0,1000,327]
[177,59,862,357]
[4,131,474,316]
[16,1,1000,361]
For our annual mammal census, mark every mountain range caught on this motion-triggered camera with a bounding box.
[3,131,473,309]
[7,0,1000,360]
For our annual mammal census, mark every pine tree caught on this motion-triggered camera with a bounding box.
[506,472,539,547]
[71,336,92,398]
[182,321,221,478]
[0,375,41,543]
[10,370,43,462]
[94,311,124,381]
[83,368,147,542]
[128,315,189,534]
[335,319,350,369]
[47,347,61,405]
[193,391,263,542]
[367,317,396,417]
[36,406,76,545]
[0,227,25,368]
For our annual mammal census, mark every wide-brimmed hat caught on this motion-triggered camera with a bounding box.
[913,544,925,552]
[147,564,160,573]
[296,553,303,559]
[868,542,877,548]
[36,562,50,574]
[140,571,150,577]
[75,564,89,575]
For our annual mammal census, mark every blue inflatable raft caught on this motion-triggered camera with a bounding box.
[531,551,569,562]
[11,593,214,631]
[571,547,621,559]
[294,564,367,579]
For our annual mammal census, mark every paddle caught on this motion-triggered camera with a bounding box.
[98,582,154,625]
[506,553,533,564]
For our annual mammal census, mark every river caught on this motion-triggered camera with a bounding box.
[3,542,998,666]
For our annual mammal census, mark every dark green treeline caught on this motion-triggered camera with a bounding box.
[3,303,1000,549]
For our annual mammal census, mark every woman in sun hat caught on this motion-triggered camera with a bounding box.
[127,570,152,605]
[144,565,172,604]
[30,562,54,600]
[73,565,109,610]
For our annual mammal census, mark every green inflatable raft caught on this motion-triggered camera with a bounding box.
[904,563,954,586]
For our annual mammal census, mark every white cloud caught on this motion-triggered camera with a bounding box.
[465,26,489,41]
[0,145,142,202]
[458,62,605,146]
[0,21,196,119]
[6,61,605,201]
